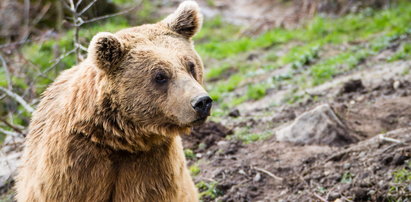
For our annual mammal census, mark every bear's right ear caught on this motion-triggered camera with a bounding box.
[88,32,125,73]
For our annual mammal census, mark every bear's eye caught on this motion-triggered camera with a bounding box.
[188,62,196,78]
[154,72,169,84]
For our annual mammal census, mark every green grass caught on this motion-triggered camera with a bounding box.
[196,181,221,200]
[279,43,320,68]
[230,129,272,143]
[189,164,201,176]
[197,2,411,60]
[184,149,195,159]
[246,83,267,100]
[388,160,411,201]
[388,42,411,62]
[208,74,244,101]
[205,63,232,80]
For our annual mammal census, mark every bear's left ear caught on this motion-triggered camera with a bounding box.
[162,1,203,39]
[88,32,125,73]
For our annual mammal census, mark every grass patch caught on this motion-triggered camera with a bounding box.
[184,149,195,160]
[388,160,411,200]
[231,128,272,143]
[196,181,221,201]
[197,2,411,60]
[246,83,267,100]
[388,42,411,62]
[205,63,232,80]
[208,74,244,101]
[189,164,201,176]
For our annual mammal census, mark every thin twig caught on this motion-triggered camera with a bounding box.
[75,0,84,10]
[81,3,141,25]
[0,54,12,90]
[254,167,283,181]
[78,0,99,16]
[0,127,22,138]
[378,134,404,144]
[0,87,34,113]
[0,117,24,134]
[39,48,77,77]
[312,192,328,202]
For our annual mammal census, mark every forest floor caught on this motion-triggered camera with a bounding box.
[1,1,411,202]
[180,1,411,201]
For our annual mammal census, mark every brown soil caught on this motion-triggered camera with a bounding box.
[183,79,411,201]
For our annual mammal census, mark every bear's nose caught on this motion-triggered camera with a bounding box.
[191,95,213,118]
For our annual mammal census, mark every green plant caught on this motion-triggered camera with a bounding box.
[388,43,411,62]
[231,129,272,144]
[388,160,411,201]
[196,181,221,200]
[184,149,195,159]
[246,83,267,100]
[206,63,232,80]
[189,164,201,176]
[340,172,354,183]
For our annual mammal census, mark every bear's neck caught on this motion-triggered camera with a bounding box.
[63,64,178,153]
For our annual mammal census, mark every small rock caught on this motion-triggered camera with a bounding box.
[239,169,246,175]
[393,80,401,89]
[196,153,202,158]
[350,100,356,105]
[228,109,240,118]
[253,173,261,182]
[217,140,229,147]
[368,189,376,196]
[355,95,365,102]
[276,104,357,146]
[327,192,340,201]
[343,163,351,169]
[358,151,366,158]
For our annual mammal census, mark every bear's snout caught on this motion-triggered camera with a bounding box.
[191,95,213,119]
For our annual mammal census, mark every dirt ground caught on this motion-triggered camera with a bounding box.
[183,82,411,201]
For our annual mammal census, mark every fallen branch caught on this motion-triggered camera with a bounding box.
[378,134,404,144]
[254,166,283,181]
[312,192,328,202]
[0,87,34,113]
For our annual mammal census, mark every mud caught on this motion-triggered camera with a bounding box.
[184,78,411,201]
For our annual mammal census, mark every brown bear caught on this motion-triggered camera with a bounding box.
[15,1,211,201]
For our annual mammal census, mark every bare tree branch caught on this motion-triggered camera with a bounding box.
[0,87,34,113]
[0,118,24,134]
[41,48,77,76]
[82,3,141,25]
[75,0,84,10]
[78,0,99,16]
[0,127,22,138]
[0,54,12,90]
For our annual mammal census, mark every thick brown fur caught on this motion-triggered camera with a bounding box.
[15,1,206,201]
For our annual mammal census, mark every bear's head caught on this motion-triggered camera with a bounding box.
[87,1,211,138]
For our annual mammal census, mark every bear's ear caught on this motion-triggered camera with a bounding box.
[88,32,125,73]
[162,1,203,39]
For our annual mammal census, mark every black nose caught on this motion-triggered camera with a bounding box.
[191,95,213,117]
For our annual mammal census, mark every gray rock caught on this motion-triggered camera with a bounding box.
[276,104,357,146]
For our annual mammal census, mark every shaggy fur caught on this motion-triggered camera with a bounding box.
[15,1,206,201]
